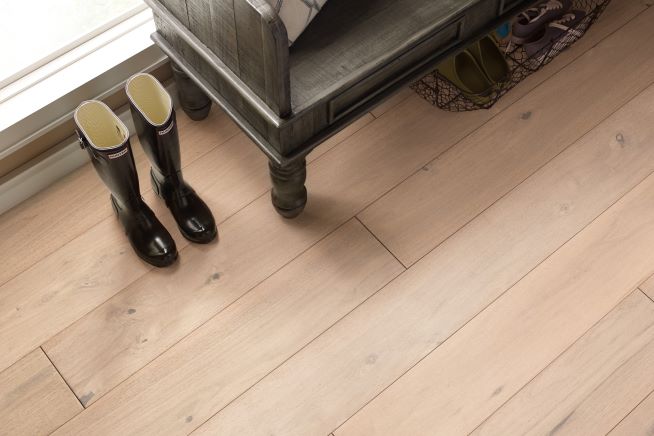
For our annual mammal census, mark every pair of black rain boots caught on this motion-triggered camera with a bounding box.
[74,73,216,267]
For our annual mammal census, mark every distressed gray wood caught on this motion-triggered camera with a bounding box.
[156,0,291,117]
[156,0,189,26]
[261,4,292,117]
[148,0,537,216]
[153,32,284,162]
[269,158,307,218]
[234,0,265,97]
[232,0,292,116]
[187,0,239,74]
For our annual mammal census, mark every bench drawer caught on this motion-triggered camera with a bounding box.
[328,16,465,123]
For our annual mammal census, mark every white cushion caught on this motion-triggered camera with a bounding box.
[266,0,328,45]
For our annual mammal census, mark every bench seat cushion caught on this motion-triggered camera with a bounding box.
[266,0,328,45]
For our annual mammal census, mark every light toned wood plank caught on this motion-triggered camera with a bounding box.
[0,349,82,435]
[370,87,414,118]
[190,78,654,436]
[33,80,492,402]
[610,391,654,436]
[473,291,654,436]
[308,113,376,163]
[639,273,654,301]
[358,0,652,266]
[336,174,654,435]
[53,219,403,434]
[0,130,270,374]
[0,108,239,287]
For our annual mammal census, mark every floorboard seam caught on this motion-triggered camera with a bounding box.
[40,346,85,410]
[605,388,654,434]
[638,287,654,304]
[354,216,408,269]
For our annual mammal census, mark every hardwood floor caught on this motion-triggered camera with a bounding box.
[2,2,654,434]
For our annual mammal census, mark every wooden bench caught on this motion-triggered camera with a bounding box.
[146,0,536,217]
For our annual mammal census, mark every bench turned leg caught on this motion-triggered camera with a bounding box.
[171,63,212,121]
[269,158,307,218]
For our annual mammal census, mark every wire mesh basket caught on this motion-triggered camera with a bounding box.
[411,0,612,111]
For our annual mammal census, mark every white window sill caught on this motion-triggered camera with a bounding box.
[0,7,170,215]
[0,8,166,159]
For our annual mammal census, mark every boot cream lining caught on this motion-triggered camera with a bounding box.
[75,101,128,149]
[125,74,172,126]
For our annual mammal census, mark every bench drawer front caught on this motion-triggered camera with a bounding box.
[328,16,465,123]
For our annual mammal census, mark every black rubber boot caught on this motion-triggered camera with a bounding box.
[126,73,217,244]
[74,100,178,268]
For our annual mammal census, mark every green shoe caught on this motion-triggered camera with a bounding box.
[468,35,510,86]
[437,50,494,105]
